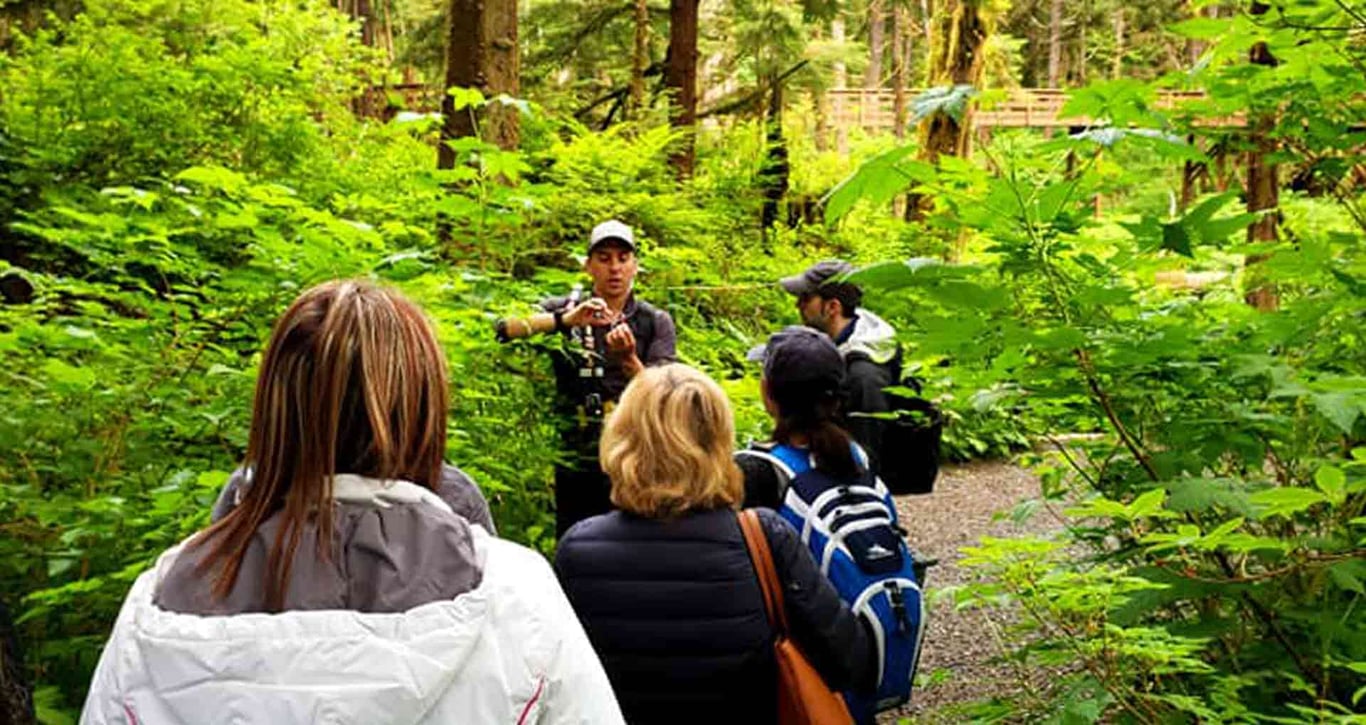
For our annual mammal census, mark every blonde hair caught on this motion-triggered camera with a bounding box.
[197,280,448,610]
[601,364,743,518]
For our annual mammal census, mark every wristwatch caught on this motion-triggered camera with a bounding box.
[494,318,511,344]
[552,309,566,333]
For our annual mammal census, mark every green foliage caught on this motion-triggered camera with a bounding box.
[5,0,1365,721]
[830,2,1366,720]
[0,0,369,191]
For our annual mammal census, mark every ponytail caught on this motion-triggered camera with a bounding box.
[770,388,859,479]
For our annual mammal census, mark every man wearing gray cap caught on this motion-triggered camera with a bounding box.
[778,259,901,478]
[496,220,677,537]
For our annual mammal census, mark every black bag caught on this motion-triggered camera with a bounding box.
[878,377,943,495]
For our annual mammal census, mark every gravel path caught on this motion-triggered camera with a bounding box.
[879,460,1065,724]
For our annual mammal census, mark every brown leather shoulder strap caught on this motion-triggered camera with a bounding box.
[737,509,789,635]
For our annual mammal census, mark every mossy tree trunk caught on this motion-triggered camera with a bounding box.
[907,0,991,226]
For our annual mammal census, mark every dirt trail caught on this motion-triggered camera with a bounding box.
[880,461,1064,723]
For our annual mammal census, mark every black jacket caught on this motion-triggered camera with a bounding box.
[554,507,875,725]
[843,352,896,474]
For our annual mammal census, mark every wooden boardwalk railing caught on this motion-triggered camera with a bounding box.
[827,88,1228,131]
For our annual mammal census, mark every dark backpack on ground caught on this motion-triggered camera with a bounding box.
[877,375,944,495]
[734,443,927,722]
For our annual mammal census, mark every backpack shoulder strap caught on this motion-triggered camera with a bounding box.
[736,447,795,505]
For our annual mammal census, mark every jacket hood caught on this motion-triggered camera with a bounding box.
[84,481,626,725]
[839,309,899,365]
[102,530,496,724]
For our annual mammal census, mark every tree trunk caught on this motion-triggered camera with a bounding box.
[440,0,484,168]
[1075,0,1087,84]
[630,0,650,115]
[1112,7,1125,79]
[833,17,848,88]
[341,0,387,117]
[866,0,885,89]
[909,0,991,224]
[922,0,933,53]
[1047,0,1063,86]
[760,83,789,231]
[1244,1,1279,311]
[485,0,519,150]
[438,0,518,166]
[666,0,700,178]
[892,5,908,138]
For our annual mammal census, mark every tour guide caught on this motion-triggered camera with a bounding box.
[495,220,677,537]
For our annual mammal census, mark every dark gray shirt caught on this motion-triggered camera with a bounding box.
[540,292,677,405]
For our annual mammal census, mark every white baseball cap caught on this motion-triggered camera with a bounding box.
[588,219,637,253]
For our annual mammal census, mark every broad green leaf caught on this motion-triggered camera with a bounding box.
[1248,487,1330,520]
[447,86,486,111]
[41,359,96,390]
[1169,17,1231,39]
[910,84,977,124]
[1328,560,1366,595]
[1314,466,1347,505]
[1313,392,1361,434]
[822,145,930,223]
[1160,222,1193,257]
[1129,488,1168,519]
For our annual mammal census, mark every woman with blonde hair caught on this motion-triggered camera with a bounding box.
[555,363,874,724]
[82,280,623,724]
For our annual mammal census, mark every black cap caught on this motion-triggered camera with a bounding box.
[746,326,845,393]
[779,259,854,296]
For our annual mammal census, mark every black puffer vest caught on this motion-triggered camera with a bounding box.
[554,507,875,725]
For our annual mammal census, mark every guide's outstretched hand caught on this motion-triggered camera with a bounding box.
[494,296,618,343]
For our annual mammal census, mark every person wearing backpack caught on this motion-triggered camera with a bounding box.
[495,220,678,537]
[738,326,928,722]
[555,363,876,724]
[779,260,943,495]
[82,281,623,724]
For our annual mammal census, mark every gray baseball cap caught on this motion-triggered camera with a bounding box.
[779,259,854,296]
[746,326,845,392]
[588,219,637,254]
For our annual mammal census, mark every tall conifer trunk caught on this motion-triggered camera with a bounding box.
[439,0,518,166]
[1047,0,1063,86]
[866,0,885,89]
[666,0,700,178]
[630,0,650,115]
[892,5,908,138]
[1244,1,1279,310]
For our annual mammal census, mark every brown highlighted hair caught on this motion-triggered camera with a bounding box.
[601,364,743,519]
[196,280,448,611]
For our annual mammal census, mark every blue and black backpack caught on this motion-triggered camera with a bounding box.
[735,443,927,721]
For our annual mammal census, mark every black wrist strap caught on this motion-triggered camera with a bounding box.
[552,309,565,333]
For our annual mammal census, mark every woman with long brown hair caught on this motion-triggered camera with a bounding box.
[82,280,622,724]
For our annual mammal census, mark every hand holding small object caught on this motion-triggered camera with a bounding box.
[563,297,615,328]
[605,322,636,357]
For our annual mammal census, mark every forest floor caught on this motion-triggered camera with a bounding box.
[880,460,1067,724]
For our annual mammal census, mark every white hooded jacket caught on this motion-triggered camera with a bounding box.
[80,485,624,725]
